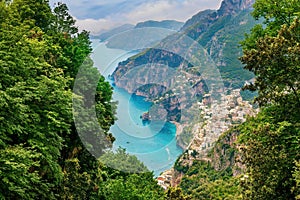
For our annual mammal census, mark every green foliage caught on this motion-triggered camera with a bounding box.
[237,1,300,199]
[242,0,300,50]
[165,187,189,200]
[0,10,72,192]
[98,167,164,200]
[100,148,148,174]
[52,2,78,35]
[59,157,102,199]
[179,161,242,200]
[293,161,300,199]
[3,0,299,199]
[0,146,52,199]
[241,18,300,107]
[0,1,164,199]
[8,0,53,30]
[238,105,300,199]
[174,153,190,173]
[241,0,300,107]
[252,0,300,32]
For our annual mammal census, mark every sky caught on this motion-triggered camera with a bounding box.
[49,0,222,35]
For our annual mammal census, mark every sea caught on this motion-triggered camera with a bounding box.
[91,39,183,176]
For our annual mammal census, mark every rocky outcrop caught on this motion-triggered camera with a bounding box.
[182,0,254,40]
[218,0,255,16]
[140,112,151,121]
[181,9,215,31]
[210,128,244,176]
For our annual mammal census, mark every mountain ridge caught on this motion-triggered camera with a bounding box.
[112,0,257,93]
[94,20,183,42]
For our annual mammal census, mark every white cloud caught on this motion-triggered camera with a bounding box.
[124,0,221,23]
[59,0,222,35]
[75,18,116,35]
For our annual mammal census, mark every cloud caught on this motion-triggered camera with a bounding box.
[50,0,148,19]
[75,18,116,35]
[51,0,222,35]
[124,0,220,22]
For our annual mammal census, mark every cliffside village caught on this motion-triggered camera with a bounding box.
[157,89,257,189]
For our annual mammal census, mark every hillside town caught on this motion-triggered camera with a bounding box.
[157,89,257,189]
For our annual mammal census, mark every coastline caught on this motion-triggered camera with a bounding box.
[170,121,187,150]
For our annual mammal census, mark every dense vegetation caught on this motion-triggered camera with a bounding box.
[178,0,300,199]
[179,160,242,199]
[0,1,164,199]
[238,0,300,198]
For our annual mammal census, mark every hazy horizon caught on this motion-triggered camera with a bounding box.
[50,0,222,35]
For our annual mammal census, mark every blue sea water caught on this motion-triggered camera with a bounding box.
[91,40,183,176]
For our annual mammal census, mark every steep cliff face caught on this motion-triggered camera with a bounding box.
[183,0,255,40]
[209,128,244,176]
[182,0,254,32]
[112,48,186,94]
[218,0,255,15]
[181,9,215,31]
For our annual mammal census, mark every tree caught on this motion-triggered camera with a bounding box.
[179,161,242,200]
[0,17,72,200]
[7,0,53,30]
[0,146,50,199]
[238,1,300,199]
[252,0,300,32]
[241,0,300,50]
[240,18,300,108]
[0,1,167,199]
[293,161,300,199]
[238,105,300,199]
[165,187,190,200]
[98,171,164,200]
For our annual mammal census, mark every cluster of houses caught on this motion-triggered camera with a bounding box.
[189,89,256,155]
[156,89,257,189]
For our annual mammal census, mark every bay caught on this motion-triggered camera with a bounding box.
[91,39,183,176]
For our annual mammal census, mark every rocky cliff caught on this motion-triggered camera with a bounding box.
[218,0,255,15]
[183,0,255,39]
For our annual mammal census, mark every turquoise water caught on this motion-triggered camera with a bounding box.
[91,40,183,176]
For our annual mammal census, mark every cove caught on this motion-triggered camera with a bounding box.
[91,40,183,176]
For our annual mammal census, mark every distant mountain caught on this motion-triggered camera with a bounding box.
[181,9,215,31]
[112,0,258,92]
[96,24,135,41]
[95,20,183,43]
[103,20,183,50]
[135,20,184,31]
